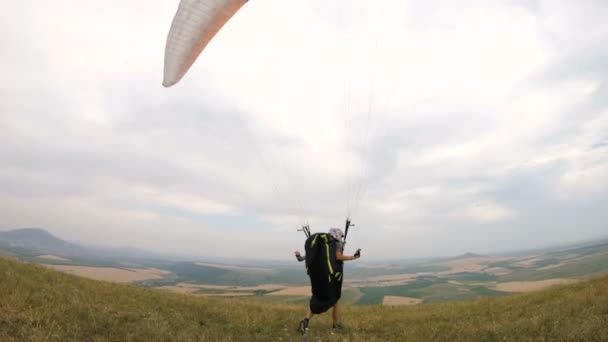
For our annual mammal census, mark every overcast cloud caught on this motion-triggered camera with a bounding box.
[1,0,607,260]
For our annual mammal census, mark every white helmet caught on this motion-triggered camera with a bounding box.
[328,228,344,241]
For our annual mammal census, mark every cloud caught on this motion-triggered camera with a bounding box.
[1,0,607,259]
[467,202,515,223]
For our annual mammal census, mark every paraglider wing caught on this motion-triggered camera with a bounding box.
[163,0,248,87]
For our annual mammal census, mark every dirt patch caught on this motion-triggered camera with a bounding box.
[149,268,171,276]
[173,283,229,290]
[221,284,283,291]
[196,292,254,297]
[43,265,167,283]
[267,286,311,296]
[157,285,199,294]
[348,274,417,287]
[178,282,282,291]
[537,262,566,271]
[195,262,271,273]
[484,267,512,276]
[159,282,285,295]
[365,274,417,282]
[160,283,305,296]
[356,263,402,270]
[382,296,422,306]
[495,279,581,293]
[437,257,492,274]
[37,254,71,261]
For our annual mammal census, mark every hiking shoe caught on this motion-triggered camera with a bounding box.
[297,318,309,334]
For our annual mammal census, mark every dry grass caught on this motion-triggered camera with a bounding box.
[1,258,607,341]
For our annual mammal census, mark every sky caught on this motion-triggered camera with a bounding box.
[1,0,607,261]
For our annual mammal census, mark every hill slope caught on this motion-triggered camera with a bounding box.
[1,258,607,341]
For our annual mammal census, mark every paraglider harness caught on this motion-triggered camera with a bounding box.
[299,219,355,314]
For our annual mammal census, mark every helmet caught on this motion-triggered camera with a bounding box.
[328,228,344,241]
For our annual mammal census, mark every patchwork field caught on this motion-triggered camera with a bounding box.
[494,279,581,293]
[195,262,272,273]
[37,254,70,261]
[157,282,285,296]
[348,273,417,286]
[437,257,497,274]
[42,265,170,283]
[8,239,608,307]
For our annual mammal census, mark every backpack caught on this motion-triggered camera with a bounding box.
[303,233,344,313]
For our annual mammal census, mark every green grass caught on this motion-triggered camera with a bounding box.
[1,258,608,341]
[165,262,308,286]
[0,246,125,268]
[355,278,509,305]
[357,278,444,305]
[24,256,124,268]
[244,295,310,305]
[419,284,508,303]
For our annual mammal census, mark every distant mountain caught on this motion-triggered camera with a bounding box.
[0,228,87,257]
[0,228,187,262]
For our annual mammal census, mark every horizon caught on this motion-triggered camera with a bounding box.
[2,226,607,264]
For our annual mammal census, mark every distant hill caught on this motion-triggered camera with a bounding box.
[493,237,608,257]
[0,228,86,257]
[0,228,179,262]
[1,256,607,341]
[453,252,485,259]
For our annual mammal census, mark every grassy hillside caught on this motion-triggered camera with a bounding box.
[1,258,608,341]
